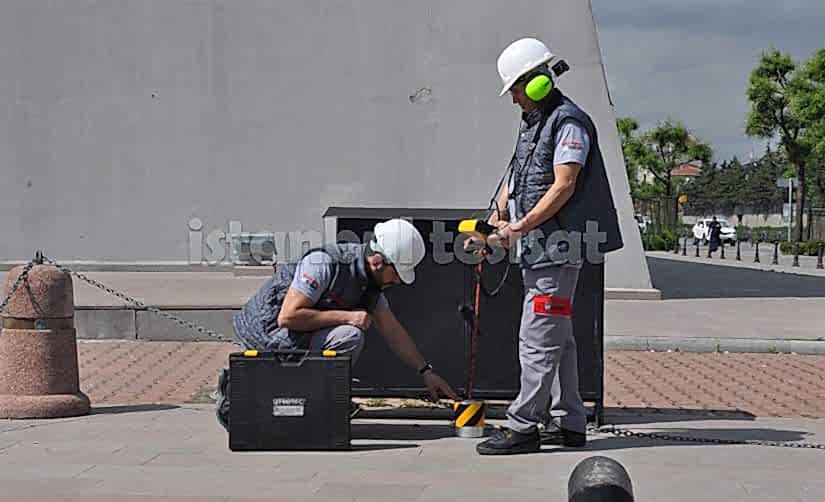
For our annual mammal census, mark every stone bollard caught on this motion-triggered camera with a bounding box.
[772,242,779,265]
[568,456,634,502]
[0,263,91,418]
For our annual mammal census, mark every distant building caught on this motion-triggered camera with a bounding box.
[670,162,703,178]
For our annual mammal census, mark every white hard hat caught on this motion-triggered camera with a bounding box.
[496,37,555,96]
[370,219,426,284]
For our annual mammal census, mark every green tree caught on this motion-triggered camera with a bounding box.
[792,48,825,232]
[793,48,825,158]
[745,147,786,216]
[616,117,660,200]
[635,120,713,228]
[746,49,811,242]
[683,162,720,216]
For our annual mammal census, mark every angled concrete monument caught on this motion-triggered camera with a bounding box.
[0,0,651,291]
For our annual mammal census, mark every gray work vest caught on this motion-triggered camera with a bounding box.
[508,90,624,269]
[231,242,382,350]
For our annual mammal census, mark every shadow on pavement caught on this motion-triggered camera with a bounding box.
[567,427,819,452]
[91,404,180,415]
[604,407,756,424]
[350,443,420,452]
[351,423,456,441]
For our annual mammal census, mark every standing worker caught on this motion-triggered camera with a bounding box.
[471,38,624,455]
[217,218,458,430]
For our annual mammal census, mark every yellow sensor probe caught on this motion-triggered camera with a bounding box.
[458,219,497,241]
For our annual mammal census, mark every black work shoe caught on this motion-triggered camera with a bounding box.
[476,427,540,455]
[540,422,586,447]
[215,368,230,432]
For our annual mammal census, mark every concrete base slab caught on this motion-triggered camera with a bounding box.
[134,310,238,342]
[605,288,662,300]
[606,335,825,355]
[74,309,136,340]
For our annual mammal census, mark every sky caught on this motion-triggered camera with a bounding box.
[590,0,825,162]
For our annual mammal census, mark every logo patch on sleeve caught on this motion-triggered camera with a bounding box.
[301,273,319,290]
[561,140,583,150]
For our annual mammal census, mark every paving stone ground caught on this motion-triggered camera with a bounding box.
[3,340,825,502]
[75,341,825,418]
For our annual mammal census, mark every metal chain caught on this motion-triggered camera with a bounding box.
[40,254,242,346]
[0,259,36,315]
[9,253,825,450]
[588,423,825,450]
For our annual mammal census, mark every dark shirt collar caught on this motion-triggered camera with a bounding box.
[521,88,564,129]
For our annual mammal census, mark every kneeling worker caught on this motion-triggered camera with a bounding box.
[216,218,458,430]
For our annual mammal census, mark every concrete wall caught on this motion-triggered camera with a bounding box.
[0,0,651,289]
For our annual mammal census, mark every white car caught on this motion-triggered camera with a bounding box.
[692,218,737,245]
[634,214,651,234]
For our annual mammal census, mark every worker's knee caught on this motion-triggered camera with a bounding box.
[326,325,366,361]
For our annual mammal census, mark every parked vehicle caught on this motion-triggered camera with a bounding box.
[692,218,737,245]
[635,214,651,234]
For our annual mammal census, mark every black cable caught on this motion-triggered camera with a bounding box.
[473,260,510,298]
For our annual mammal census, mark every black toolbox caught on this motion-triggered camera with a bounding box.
[228,350,351,451]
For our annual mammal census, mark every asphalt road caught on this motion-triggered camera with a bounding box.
[647,257,825,299]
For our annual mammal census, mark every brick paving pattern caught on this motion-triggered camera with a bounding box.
[75,341,825,418]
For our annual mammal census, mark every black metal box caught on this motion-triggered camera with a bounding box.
[322,207,605,423]
[228,351,351,451]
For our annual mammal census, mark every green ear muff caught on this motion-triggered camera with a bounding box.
[525,74,553,101]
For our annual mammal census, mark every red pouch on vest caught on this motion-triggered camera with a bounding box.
[533,295,572,317]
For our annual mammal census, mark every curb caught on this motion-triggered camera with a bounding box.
[605,335,825,355]
[646,252,825,278]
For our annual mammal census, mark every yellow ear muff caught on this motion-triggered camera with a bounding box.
[525,74,553,101]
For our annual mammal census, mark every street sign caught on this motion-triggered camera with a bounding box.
[776,177,799,188]
[783,203,797,224]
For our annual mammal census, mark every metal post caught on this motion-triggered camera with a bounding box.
[772,242,779,265]
[793,247,800,267]
[720,240,725,259]
[695,240,700,257]
[788,179,793,243]
[818,244,824,270]
[682,235,687,256]
[754,241,760,263]
[673,237,680,254]
[736,240,741,261]
[568,456,634,502]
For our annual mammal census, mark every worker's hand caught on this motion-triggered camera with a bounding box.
[347,311,372,331]
[422,371,459,402]
[488,224,515,249]
[463,235,489,258]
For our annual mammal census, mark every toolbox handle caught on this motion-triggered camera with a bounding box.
[274,350,311,367]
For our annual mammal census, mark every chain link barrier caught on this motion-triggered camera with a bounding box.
[3,252,825,449]
[43,254,242,346]
[587,423,825,450]
[0,259,36,316]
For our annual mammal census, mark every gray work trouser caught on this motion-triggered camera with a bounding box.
[266,325,366,366]
[506,263,586,434]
